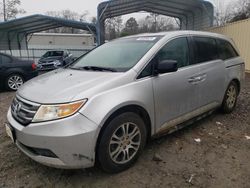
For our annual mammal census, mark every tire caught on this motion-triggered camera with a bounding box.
[5,74,24,91]
[221,81,239,114]
[97,112,147,173]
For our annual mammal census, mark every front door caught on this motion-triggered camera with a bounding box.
[152,37,201,133]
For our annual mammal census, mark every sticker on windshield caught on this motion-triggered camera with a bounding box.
[136,37,157,41]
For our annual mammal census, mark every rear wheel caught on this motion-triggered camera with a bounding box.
[97,112,147,173]
[5,74,24,91]
[221,81,238,113]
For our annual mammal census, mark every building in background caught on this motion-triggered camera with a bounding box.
[28,33,95,50]
[28,33,96,61]
[0,33,96,62]
[208,18,250,72]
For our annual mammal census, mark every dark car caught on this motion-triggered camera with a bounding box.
[37,50,73,71]
[0,53,38,91]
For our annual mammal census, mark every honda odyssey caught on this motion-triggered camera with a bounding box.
[6,31,245,173]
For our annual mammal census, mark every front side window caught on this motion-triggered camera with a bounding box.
[217,39,239,60]
[193,37,218,63]
[70,36,162,72]
[138,37,189,78]
[137,59,155,79]
[157,37,189,68]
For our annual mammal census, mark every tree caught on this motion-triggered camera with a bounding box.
[229,0,250,22]
[122,17,139,35]
[213,0,250,26]
[138,14,176,33]
[0,0,25,21]
[213,0,230,26]
[147,13,159,32]
[45,10,89,33]
[105,16,123,40]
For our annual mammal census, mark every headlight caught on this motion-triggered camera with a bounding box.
[54,60,62,66]
[33,99,87,122]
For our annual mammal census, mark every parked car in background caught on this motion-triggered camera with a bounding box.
[37,50,73,70]
[0,53,38,91]
[6,31,245,173]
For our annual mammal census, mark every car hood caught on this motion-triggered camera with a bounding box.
[17,69,124,104]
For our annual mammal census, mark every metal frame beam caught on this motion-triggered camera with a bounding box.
[97,0,214,44]
[0,14,97,50]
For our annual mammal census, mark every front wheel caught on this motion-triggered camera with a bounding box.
[221,81,239,113]
[5,74,24,91]
[97,112,147,173]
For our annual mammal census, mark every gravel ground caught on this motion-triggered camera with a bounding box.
[0,74,249,188]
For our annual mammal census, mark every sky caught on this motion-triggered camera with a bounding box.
[20,0,103,18]
[19,0,237,21]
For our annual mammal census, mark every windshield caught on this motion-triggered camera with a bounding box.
[70,36,161,72]
[43,51,64,58]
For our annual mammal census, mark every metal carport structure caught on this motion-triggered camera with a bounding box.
[0,14,97,51]
[97,0,214,44]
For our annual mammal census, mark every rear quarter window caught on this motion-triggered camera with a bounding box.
[216,39,239,60]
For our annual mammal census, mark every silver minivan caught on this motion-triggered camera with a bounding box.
[6,31,245,173]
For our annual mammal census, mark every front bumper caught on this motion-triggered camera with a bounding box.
[7,108,100,169]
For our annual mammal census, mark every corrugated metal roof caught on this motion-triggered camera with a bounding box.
[97,0,214,44]
[0,14,96,50]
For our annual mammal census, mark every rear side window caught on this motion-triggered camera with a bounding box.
[216,39,239,60]
[193,37,218,63]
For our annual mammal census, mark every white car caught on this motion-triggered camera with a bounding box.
[6,31,245,173]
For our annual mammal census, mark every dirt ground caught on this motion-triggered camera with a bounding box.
[0,74,249,188]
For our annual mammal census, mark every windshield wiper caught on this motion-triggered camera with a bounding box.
[72,66,117,72]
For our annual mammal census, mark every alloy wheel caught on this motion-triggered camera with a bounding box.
[8,75,24,90]
[109,122,141,164]
[226,85,237,109]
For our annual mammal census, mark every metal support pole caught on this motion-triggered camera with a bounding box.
[97,3,109,45]
[86,25,97,45]
[3,0,6,21]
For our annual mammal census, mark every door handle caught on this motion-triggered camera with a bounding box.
[188,77,200,83]
[188,74,207,84]
[188,76,202,82]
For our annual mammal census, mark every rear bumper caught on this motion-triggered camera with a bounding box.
[7,108,100,169]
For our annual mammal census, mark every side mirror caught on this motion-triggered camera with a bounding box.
[155,60,178,74]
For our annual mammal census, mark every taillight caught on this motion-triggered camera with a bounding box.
[31,62,37,70]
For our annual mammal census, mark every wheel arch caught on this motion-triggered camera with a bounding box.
[5,71,25,81]
[95,104,152,156]
[231,78,241,94]
[4,71,25,90]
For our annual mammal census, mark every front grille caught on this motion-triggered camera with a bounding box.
[11,96,40,126]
